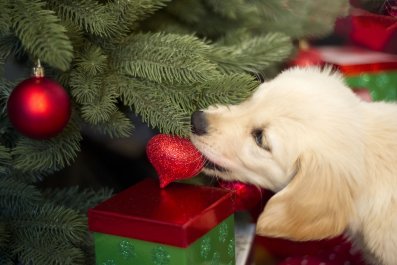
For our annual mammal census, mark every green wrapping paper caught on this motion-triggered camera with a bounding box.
[345,71,397,101]
[93,215,235,265]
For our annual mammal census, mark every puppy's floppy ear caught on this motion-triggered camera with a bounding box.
[256,151,356,241]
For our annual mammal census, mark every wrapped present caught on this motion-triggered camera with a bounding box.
[315,46,397,101]
[88,178,235,265]
[350,9,397,52]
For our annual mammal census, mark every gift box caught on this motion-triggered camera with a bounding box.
[88,178,235,265]
[315,46,397,101]
[350,9,397,52]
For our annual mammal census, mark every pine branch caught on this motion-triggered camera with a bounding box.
[123,0,171,23]
[14,234,85,265]
[0,247,13,265]
[170,9,238,40]
[114,32,221,85]
[90,110,134,139]
[262,0,349,38]
[11,0,73,71]
[60,20,85,52]
[0,32,25,60]
[42,186,113,214]
[75,45,107,76]
[80,85,118,125]
[0,78,17,114]
[108,0,171,37]
[138,10,192,35]
[7,170,45,184]
[120,77,191,136]
[209,33,293,75]
[0,145,11,175]
[70,72,101,105]
[196,73,260,109]
[10,203,86,245]
[0,0,11,33]
[165,0,208,24]
[12,120,82,174]
[202,0,290,23]
[70,68,133,134]
[0,222,9,248]
[0,56,4,78]
[0,177,42,214]
[46,0,118,38]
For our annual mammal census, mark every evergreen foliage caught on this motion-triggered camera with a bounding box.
[0,0,348,264]
[11,0,73,71]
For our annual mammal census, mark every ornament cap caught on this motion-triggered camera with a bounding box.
[298,39,310,51]
[33,59,45,77]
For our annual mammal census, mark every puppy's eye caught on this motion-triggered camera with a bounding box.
[252,129,271,151]
[252,129,263,145]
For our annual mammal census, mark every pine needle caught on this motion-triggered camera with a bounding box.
[108,0,171,37]
[209,33,293,75]
[11,0,73,71]
[0,32,25,62]
[114,32,221,85]
[90,110,134,139]
[14,232,85,265]
[0,247,13,265]
[0,145,11,175]
[262,0,349,38]
[0,222,9,248]
[0,1,11,33]
[120,77,191,136]
[12,120,82,173]
[46,0,118,37]
[0,78,17,114]
[196,74,260,109]
[75,45,107,76]
[0,177,42,213]
[70,72,102,104]
[42,186,113,213]
[165,0,207,24]
[11,203,87,245]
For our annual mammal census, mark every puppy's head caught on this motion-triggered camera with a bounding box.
[190,67,365,240]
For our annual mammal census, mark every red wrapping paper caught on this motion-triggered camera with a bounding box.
[88,178,234,247]
[217,180,273,220]
[350,9,397,51]
[218,181,262,211]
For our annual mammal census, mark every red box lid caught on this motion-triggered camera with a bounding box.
[88,178,234,248]
[315,46,397,75]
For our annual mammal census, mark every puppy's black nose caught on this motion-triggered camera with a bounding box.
[191,111,207,135]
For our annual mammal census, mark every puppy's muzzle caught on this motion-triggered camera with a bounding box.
[191,111,208,135]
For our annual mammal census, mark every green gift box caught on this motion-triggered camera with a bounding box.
[316,46,397,101]
[88,178,236,265]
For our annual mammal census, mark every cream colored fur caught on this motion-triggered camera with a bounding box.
[190,67,397,265]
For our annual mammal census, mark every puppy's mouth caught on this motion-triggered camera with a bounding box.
[204,158,228,172]
[190,137,229,173]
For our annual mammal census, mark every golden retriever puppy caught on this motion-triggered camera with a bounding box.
[190,67,397,265]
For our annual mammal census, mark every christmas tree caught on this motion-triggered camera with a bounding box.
[0,0,348,264]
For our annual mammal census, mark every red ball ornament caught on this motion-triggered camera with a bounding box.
[7,67,71,139]
[289,40,323,67]
[146,134,205,188]
[290,48,323,67]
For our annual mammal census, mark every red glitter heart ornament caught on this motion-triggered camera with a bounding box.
[146,134,205,188]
